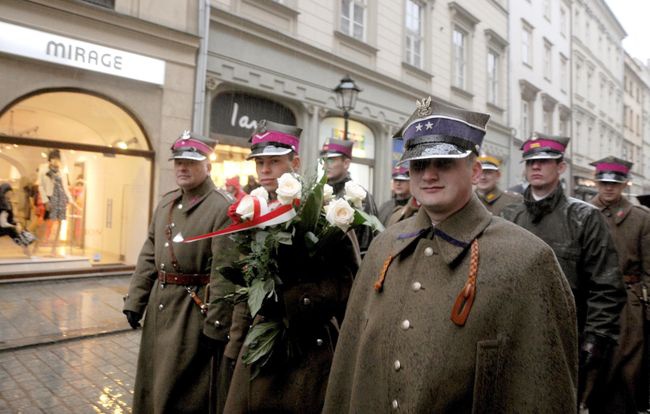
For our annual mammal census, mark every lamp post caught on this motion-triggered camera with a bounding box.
[333,75,361,141]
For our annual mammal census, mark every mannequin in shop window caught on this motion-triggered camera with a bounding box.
[37,149,80,257]
[0,183,35,257]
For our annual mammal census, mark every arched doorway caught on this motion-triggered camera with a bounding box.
[0,89,154,273]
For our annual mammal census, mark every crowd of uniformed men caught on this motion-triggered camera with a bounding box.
[123,96,649,414]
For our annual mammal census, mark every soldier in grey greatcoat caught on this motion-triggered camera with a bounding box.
[474,154,523,215]
[377,165,411,226]
[123,131,236,414]
[500,133,626,410]
[324,98,578,413]
[588,156,650,413]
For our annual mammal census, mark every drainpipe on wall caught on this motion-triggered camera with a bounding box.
[192,0,210,133]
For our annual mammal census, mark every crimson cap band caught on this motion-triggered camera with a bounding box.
[392,165,410,180]
[248,120,301,159]
[590,156,632,183]
[321,138,353,158]
[478,155,501,171]
[393,97,490,165]
[521,133,569,161]
[169,130,217,161]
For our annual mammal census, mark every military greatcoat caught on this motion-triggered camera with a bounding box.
[323,196,578,413]
[590,194,650,412]
[475,186,523,216]
[123,178,236,414]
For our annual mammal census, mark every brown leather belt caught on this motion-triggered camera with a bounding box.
[158,271,210,285]
[624,274,641,284]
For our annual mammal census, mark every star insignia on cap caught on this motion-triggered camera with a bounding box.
[415,123,423,131]
[425,121,433,130]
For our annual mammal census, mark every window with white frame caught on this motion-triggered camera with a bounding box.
[487,49,499,105]
[522,24,532,66]
[544,0,551,21]
[452,27,468,89]
[543,109,553,134]
[521,100,531,139]
[586,69,593,102]
[405,0,424,68]
[544,41,552,81]
[560,118,568,136]
[560,7,567,37]
[341,0,367,41]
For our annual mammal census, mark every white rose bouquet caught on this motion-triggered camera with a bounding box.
[198,170,383,377]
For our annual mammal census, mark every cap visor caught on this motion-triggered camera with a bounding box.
[169,151,207,161]
[247,146,293,159]
[480,164,499,171]
[392,175,410,181]
[521,152,563,162]
[397,142,471,165]
[596,172,628,183]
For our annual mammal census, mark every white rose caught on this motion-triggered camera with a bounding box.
[250,186,269,201]
[323,184,334,202]
[344,181,366,209]
[276,173,302,205]
[325,198,356,231]
[235,195,256,221]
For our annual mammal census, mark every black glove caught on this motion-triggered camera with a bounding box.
[123,310,142,329]
[199,333,224,356]
[579,333,612,371]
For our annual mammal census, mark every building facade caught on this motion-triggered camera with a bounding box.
[623,52,648,195]
[207,0,512,205]
[0,0,200,271]
[570,0,626,199]
[508,0,572,190]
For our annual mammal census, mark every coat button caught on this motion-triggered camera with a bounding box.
[214,320,221,328]
[411,282,422,291]
[161,263,165,269]
[391,399,399,410]
[302,297,311,306]
[160,283,165,289]
[316,338,324,346]
[401,320,410,330]
[424,247,433,256]
[393,360,401,371]
[178,204,183,209]
[158,304,164,310]
[171,222,176,228]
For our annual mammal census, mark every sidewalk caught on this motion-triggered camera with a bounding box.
[0,275,133,351]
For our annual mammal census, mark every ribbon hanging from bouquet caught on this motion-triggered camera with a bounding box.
[174,195,298,243]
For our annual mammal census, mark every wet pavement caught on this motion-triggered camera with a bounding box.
[0,275,140,413]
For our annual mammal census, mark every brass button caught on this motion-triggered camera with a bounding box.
[391,400,399,410]
[158,304,164,310]
[302,297,311,306]
[161,263,165,269]
[170,223,176,228]
[214,320,221,328]
[401,320,411,330]
[164,242,169,247]
[316,338,324,346]
[178,204,183,209]
[411,282,422,291]
[424,247,433,256]
[393,360,401,371]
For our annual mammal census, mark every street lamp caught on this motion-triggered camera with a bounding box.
[333,75,361,141]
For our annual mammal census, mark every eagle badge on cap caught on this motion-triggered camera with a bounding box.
[416,96,432,116]
[181,130,191,139]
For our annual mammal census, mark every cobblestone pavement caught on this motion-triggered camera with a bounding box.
[0,330,140,413]
[0,276,132,351]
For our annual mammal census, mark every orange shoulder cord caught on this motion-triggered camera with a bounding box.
[450,239,479,326]
[374,254,395,292]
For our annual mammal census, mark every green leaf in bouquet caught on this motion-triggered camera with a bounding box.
[354,209,385,232]
[298,173,327,234]
[248,277,276,317]
[304,231,319,251]
[255,230,269,245]
[275,231,293,245]
[216,265,246,286]
[242,320,283,378]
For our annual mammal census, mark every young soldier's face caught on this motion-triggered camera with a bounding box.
[254,155,301,194]
[476,169,500,193]
[596,181,626,204]
[525,159,566,195]
[174,159,211,190]
[409,157,480,223]
[392,180,410,198]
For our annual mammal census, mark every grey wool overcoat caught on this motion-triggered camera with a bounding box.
[323,195,578,414]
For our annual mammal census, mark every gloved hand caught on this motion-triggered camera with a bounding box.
[578,333,613,406]
[123,310,142,329]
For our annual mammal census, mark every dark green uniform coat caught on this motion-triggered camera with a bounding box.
[324,196,578,413]
[475,187,523,216]
[123,178,235,414]
[590,195,650,412]
[224,234,359,413]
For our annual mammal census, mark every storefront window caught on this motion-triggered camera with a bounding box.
[0,90,152,273]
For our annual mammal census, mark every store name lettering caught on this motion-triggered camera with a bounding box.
[230,103,258,130]
[46,41,123,70]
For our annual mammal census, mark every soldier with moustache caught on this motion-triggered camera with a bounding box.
[123,131,237,414]
[321,138,378,255]
[500,133,626,411]
[224,120,359,413]
[474,154,522,215]
[588,157,650,413]
[324,98,577,413]
[377,165,411,226]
